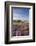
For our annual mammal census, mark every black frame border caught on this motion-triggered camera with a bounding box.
[5,1,35,44]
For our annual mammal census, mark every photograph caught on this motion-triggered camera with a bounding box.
[11,7,30,36]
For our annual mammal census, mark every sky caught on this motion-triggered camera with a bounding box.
[12,7,30,21]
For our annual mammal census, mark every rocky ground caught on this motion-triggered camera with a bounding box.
[11,23,29,36]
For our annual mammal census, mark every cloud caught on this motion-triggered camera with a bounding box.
[13,13,29,21]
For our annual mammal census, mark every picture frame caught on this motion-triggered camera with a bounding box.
[5,1,35,44]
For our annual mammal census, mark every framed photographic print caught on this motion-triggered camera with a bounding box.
[5,1,35,44]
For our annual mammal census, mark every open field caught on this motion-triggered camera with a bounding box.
[11,21,29,36]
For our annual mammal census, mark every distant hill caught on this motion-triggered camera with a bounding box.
[13,20,29,23]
